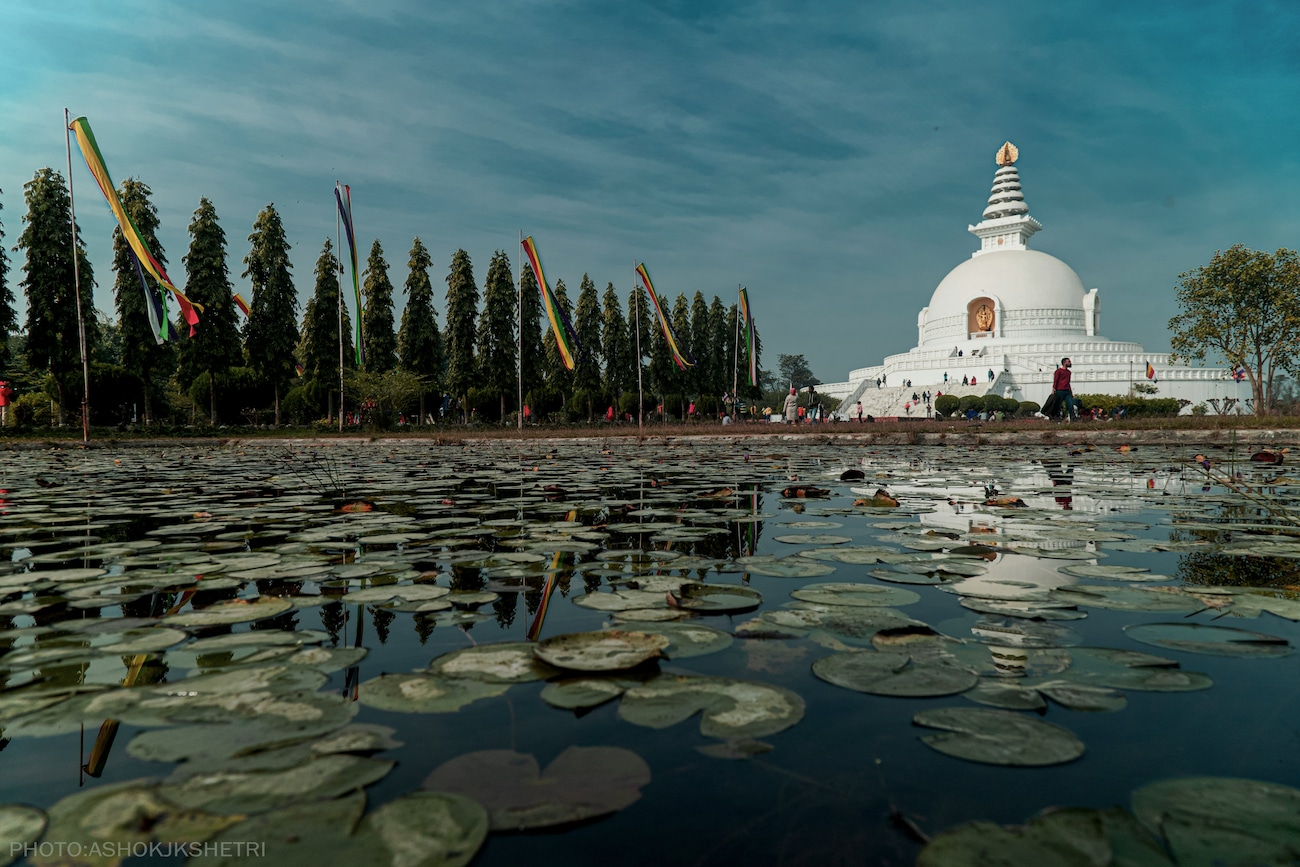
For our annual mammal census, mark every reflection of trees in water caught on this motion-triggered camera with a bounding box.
[371,606,395,644]
[449,565,485,592]
[414,613,435,644]
[493,592,518,628]
[320,602,345,646]
[1171,505,1300,589]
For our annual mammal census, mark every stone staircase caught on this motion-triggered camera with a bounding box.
[837,381,994,419]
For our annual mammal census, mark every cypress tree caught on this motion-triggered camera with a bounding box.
[298,239,354,410]
[179,198,241,424]
[543,278,574,400]
[707,295,729,399]
[626,286,653,412]
[361,239,397,373]
[18,168,98,425]
[0,188,18,375]
[243,203,298,426]
[397,237,443,418]
[476,250,516,420]
[688,290,710,398]
[600,282,629,406]
[572,274,602,419]
[443,249,478,416]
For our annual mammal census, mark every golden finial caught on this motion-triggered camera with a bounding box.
[996,141,1019,166]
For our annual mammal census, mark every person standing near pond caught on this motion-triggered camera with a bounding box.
[783,387,799,424]
[1053,357,1074,420]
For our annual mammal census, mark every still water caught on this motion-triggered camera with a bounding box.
[0,439,1297,865]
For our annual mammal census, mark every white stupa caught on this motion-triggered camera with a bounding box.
[821,142,1233,416]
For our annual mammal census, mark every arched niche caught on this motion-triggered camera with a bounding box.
[967,297,997,337]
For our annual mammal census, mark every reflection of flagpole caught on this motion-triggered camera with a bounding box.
[634,260,643,434]
[732,285,740,406]
[336,183,344,433]
[517,231,523,430]
[64,108,90,443]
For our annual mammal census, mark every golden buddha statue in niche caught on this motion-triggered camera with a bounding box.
[975,303,994,332]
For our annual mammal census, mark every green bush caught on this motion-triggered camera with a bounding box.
[1192,403,1208,416]
[1075,394,1181,417]
[11,392,48,429]
[958,395,982,413]
[934,395,960,417]
[981,394,1003,412]
[1018,400,1040,416]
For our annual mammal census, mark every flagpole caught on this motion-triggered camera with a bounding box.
[732,284,741,406]
[517,231,523,430]
[64,109,90,443]
[336,182,344,433]
[634,260,643,434]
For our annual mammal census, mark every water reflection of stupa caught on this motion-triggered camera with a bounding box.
[822,142,1229,415]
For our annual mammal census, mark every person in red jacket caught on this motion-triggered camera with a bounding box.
[1052,358,1074,420]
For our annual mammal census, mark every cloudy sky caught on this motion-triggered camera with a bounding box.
[2,0,1297,382]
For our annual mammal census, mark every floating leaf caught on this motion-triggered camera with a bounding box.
[813,650,977,697]
[914,707,1085,766]
[670,583,763,614]
[1124,622,1292,658]
[0,805,46,863]
[359,791,489,867]
[164,596,293,627]
[918,806,1173,867]
[427,642,559,683]
[618,674,805,739]
[357,673,509,713]
[1051,586,1202,613]
[791,582,921,608]
[534,630,668,671]
[157,754,395,814]
[1131,776,1300,866]
[423,746,650,830]
[611,621,734,659]
[736,556,836,579]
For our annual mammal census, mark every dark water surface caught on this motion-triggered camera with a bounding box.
[0,439,1297,865]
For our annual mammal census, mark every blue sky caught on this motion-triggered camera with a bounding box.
[2,0,1298,382]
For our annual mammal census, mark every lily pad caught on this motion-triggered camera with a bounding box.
[736,556,837,579]
[611,621,734,659]
[534,630,669,671]
[422,746,651,830]
[357,673,510,713]
[670,583,763,614]
[428,642,559,683]
[164,596,293,627]
[791,582,921,608]
[914,707,1085,766]
[157,754,395,814]
[0,805,46,862]
[618,674,805,739]
[1131,776,1300,866]
[813,650,978,697]
[1124,622,1292,658]
[1051,585,1203,613]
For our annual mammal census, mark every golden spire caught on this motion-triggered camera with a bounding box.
[995,141,1019,166]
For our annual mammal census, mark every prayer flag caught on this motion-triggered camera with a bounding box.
[739,287,757,387]
[1146,362,1157,383]
[334,183,364,365]
[635,263,695,369]
[522,235,580,371]
[233,293,251,318]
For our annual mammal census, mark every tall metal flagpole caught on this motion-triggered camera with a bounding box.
[336,183,345,433]
[64,109,90,443]
[732,284,741,409]
[517,231,523,430]
[634,260,643,434]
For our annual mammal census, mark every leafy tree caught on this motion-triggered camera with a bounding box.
[476,250,516,420]
[777,353,820,390]
[519,262,545,404]
[397,237,442,417]
[243,203,299,425]
[1169,245,1300,415]
[572,274,602,418]
[0,188,17,375]
[600,282,629,405]
[443,249,478,414]
[178,197,241,425]
[18,168,99,425]
[298,239,354,415]
[706,296,730,398]
[626,286,653,407]
[361,239,397,373]
[543,278,575,400]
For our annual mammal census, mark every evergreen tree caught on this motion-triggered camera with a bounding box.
[706,296,729,398]
[519,262,545,404]
[600,282,629,406]
[0,189,17,376]
[670,293,693,413]
[572,275,602,419]
[111,179,175,426]
[298,239,354,409]
[626,286,653,411]
[361,239,397,373]
[243,203,298,426]
[443,249,478,415]
[397,237,442,416]
[18,168,99,425]
[476,250,516,420]
[179,197,242,424]
[688,290,710,397]
[543,278,574,400]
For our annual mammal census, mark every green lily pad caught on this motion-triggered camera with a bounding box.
[164,596,294,627]
[533,631,669,671]
[791,582,921,608]
[1065,647,1214,692]
[1221,590,1300,622]
[1124,622,1292,658]
[869,567,951,586]
[1131,776,1300,866]
[736,605,923,646]
[428,642,559,683]
[157,754,395,815]
[608,621,734,659]
[798,545,895,564]
[573,589,668,611]
[0,805,46,863]
[960,598,1088,621]
[187,791,370,867]
[358,791,489,867]
[540,677,636,710]
[342,584,450,605]
[670,583,763,613]
[422,746,651,830]
[813,650,978,697]
[1051,585,1203,613]
[962,678,1049,711]
[1058,564,1164,582]
[618,674,805,739]
[914,707,1085,766]
[736,556,836,579]
[357,673,510,713]
[773,534,853,545]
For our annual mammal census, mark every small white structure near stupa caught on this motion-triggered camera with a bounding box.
[821,142,1234,416]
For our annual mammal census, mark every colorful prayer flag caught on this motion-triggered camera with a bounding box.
[522,236,580,371]
[334,183,364,365]
[233,293,251,318]
[1232,366,1247,382]
[739,287,757,387]
[68,117,202,337]
[635,263,695,369]
[1146,361,1157,383]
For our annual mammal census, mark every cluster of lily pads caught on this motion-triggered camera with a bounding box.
[0,440,1297,865]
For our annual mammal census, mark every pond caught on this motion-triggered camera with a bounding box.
[0,438,1298,866]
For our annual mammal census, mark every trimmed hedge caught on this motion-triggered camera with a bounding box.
[1074,394,1181,417]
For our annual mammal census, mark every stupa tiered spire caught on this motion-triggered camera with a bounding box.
[969,141,1042,257]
